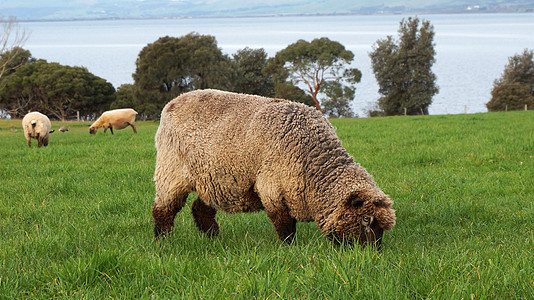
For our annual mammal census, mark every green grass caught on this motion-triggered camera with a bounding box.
[1,112,532,298]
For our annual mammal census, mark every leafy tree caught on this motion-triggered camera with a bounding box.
[270,37,361,112]
[274,81,314,107]
[0,59,115,120]
[0,47,33,77]
[494,49,534,90]
[110,84,137,109]
[230,47,274,97]
[487,82,534,111]
[487,49,534,111]
[321,81,355,118]
[133,33,231,117]
[69,66,116,119]
[264,56,314,106]
[370,17,438,116]
[110,84,157,120]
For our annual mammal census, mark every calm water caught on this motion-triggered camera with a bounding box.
[21,13,534,117]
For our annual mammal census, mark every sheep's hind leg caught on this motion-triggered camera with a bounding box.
[152,191,188,239]
[37,134,43,147]
[129,123,137,133]
[191,197,219,237]
[266,204,296,244]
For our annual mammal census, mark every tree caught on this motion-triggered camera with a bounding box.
[1,17,29,80]
[110,84,137,109]
[264,56,314,107]
[495,49,534,90]
[0,58,34,118]
[0,47,34,117]
[110,84,156,120]
[321,81,355,118]
[370,17,438,116]
[0,47,33,77]
[274,81,314,107]
[230,47,274,97]
[487,82,534,111]
[0,59,115,120]
[132,33,232,118]
[487,49,534,111]
[270,37,361,112]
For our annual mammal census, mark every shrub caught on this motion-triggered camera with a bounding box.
[488,49,534,111]
[487,82,534,111]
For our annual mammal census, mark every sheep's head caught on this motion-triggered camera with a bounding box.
[322,189,396,250]
[89,126,97,134]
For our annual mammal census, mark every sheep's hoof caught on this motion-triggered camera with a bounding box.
[266,209,296,245]
[154,226,167,239]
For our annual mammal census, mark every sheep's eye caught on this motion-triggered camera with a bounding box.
[362,215,373,226]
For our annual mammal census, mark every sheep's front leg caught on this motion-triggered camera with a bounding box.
[266,204,296,244]
[109,125,114,135]
[191,197,219,237]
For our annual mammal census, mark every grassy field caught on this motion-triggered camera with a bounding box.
[0,112,532,298]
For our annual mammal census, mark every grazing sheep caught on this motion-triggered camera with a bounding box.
[89,108,137,134]
[22,111,54,147]
[152,89,396,248]
[59,126,68,133]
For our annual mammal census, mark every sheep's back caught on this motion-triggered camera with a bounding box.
[22,112,51,137]
[101,109,137,123]
[156,89,349,215]
[159,89,280,153]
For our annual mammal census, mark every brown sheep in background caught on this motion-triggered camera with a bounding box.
[22,111,54,147]
[89,108,137,134]
[152,89,396,249]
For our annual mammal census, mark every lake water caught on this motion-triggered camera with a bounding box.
[21,13,534,117]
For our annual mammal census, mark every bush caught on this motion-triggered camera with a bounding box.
[487,49,534,112]
[487,82,534,111]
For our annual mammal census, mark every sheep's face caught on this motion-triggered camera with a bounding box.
[324,191,395,250]
[89,126,97,134]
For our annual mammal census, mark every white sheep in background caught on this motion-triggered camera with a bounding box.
[89,108,138,134]
[22,111,54,147]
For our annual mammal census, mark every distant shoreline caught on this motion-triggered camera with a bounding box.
[16,10,534,23]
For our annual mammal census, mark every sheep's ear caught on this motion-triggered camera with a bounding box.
[349,195,365,208]
[373,196,393,208]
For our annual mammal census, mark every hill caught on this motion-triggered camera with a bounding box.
[1,0,533,21]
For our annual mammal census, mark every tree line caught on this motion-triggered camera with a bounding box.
[1,16,532,120]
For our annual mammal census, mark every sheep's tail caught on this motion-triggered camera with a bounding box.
[31,120,37,128]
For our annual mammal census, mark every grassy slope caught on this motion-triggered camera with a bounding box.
[0,112,532,298]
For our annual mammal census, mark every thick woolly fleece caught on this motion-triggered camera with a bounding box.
[152,89,395,246]
[89,108,138,134]
[22,111,52,147]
